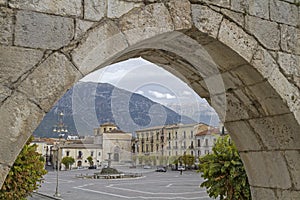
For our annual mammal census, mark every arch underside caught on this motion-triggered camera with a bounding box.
[0,1,299,199]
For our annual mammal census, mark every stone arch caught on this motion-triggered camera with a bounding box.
[0,1,299,199]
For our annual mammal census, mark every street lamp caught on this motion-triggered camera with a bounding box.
[53,111,68,198]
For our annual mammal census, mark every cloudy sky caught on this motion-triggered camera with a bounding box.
[81,58,205,103]
[80,58,218,123]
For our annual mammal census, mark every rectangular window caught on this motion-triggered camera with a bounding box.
[91,151,94,157]
[66,151,70,156]
[197,139,200,147]
[191,131,193,138]
[205,139,208,146]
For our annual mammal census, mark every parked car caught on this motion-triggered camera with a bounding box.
[177,166,186,171]
[143,165,151,169]
[156,166,167,172]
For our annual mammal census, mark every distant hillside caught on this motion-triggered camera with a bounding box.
[33,82,196,138]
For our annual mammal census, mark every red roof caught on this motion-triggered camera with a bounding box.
[195,128,219,136]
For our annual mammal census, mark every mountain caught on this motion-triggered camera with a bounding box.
[33,82,196,138]
[164,102,220,127]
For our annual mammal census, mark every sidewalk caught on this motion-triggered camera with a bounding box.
[27,192,62,200]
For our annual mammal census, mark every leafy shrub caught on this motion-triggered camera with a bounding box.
[198,135,251,200]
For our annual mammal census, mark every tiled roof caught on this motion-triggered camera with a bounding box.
[195,128,219,136]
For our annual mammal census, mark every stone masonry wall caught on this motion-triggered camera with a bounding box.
[0,0,299,199]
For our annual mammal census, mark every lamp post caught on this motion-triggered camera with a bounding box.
[53,111,68,198]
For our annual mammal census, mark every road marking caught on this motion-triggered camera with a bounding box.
[74,186,211,199]
[166,184,172,188]
[106,185,206,195]
[73,187,132,199]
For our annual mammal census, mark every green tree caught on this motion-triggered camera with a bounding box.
[61,156,75,170]
[138,155,144,165]
[87,156,94,167]
[180,154,195,168]
[198,135,251,200]
[0,136,47,200]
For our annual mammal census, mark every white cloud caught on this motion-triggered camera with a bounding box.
[149,90,176,99]
[136,90,144,95]
[183,90,192,95]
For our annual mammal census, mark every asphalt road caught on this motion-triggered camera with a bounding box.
[30,166,214,200]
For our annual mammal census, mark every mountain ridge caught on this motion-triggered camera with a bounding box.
[33,82,196,138]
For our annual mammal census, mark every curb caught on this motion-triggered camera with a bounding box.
[31,192,63,200]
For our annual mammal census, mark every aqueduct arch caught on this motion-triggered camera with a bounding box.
[0,0,299,199]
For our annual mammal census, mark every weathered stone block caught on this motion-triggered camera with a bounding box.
[270,0,298,26]
[192,5,223,38]
[72,20,128,75]
[240,151,292,189]
[246,16,280,50]
[119,3,173,46]
[251,47,277,79]
[0,92,44,166]
[230,0,248,12]
[221,9,244,27]
[0,0,6,6]
[278,190,300,200]
[15,11,74,49]
[203,40,248,71]
[189,81,209,98]
[278,52,300,79]
[225,120,262,151]
[0,45,44,85]
[231,64,264,85]
[222,71,243,90]
[0,85,11,103]
[0,7,13,45]
[218,19,258,62]
[267,66,300,118]
[249,114,300,149]
[84,0,106,21]
[75,19,94,39]
[9,0,82,17]
[195,0,230,8]
[167,0,192,30]
[280,24,300,55]
[18,52,81,111]
[212,92,250,122]
[0,164,10,189]
[248,0,269,19]
[107,0,142,18]
[285,151,300,190]
[250,187,277,200]
[247,81,290,116]
[232,89,262,117]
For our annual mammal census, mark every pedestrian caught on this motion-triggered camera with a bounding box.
[180,169,183,175]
